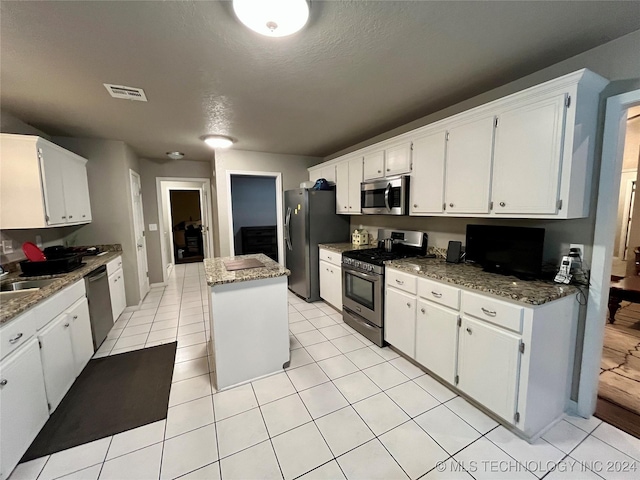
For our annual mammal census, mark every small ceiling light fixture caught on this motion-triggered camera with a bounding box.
[232,0,310,37]
[203,135,234,149]
[166,151,185,160]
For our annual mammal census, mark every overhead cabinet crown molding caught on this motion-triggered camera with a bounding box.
[309,69,609,219]
[0,134,93,229]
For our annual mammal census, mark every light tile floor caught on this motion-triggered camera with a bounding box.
[10,263,640,480]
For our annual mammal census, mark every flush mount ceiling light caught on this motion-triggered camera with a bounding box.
[203,135,234,149]
[166,151,184,160]
[232,0,310,37]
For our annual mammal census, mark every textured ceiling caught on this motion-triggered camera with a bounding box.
[1,1,639,161]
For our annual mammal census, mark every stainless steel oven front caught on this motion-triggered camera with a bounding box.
[361,175,410,215]
[342,266,383,327]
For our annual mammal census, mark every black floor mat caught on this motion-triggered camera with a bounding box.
[22,342,177,462]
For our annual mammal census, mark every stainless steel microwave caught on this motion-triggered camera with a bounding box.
[361,175,410,215]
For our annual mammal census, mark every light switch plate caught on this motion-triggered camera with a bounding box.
[2,240,14,254]
[149,224,158,231]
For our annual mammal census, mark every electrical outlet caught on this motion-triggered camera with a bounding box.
[1,240,14,254]
[35,235,43,248]
[570,244,584,257]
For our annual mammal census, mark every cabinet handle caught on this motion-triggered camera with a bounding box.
[395,279,404,285]
[466,327,472,334]
[64,323,70,328]
[82,215,86,218]
[449,203,454,208]
[377,170,381,173]
[406,302,411,308]
[499,202,506,207]
[326,268,330,272]
[386,168,390,172]
[327,256,332,260]
[420,308,426,314]
[431,291,442,298]
[8,333,23,344]
[481,307,497,317]
[0,379,7,387]
[413,204,418,208]
[69,215,73,219]
[73,315,78,320]
[62,216,67,219]
[114,278,118,282]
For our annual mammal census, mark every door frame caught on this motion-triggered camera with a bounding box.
[156,177,214,284]
[129,169,150,300]
[579,89,640,417]
[225,170,284,265]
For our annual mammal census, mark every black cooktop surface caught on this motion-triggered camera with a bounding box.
[342,248,413,266]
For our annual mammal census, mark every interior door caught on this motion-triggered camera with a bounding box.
[130,170,150,299]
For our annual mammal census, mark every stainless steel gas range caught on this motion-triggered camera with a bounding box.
[342,229,428,346]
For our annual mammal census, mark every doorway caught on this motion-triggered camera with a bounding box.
[598,105,640,436]
[156,178,214,284]
[226,171,283,263]
[170,190,204,264]
[580,89,640,438]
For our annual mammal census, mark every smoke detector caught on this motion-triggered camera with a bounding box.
[103,84,148,102]
[166,151,184,160]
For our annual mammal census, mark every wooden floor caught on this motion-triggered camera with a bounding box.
[598,301,640,437]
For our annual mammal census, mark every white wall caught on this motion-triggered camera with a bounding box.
[213,150,321,257]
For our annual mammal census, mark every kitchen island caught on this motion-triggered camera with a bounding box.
[204,253,290,390]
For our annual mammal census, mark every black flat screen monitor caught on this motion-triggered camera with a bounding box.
[465,225,545,279]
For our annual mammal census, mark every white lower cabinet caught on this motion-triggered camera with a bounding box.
[457,315,522,423]
[38,313,77,412]
[108,268,126,321]
[415,300,458,384]
[0,338,49,480]
[384,266,577,440]
[319,249,342,310]
[68,297,94,376]
[384,287,416,358]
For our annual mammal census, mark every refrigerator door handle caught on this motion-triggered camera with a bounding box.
[285,207,293,250]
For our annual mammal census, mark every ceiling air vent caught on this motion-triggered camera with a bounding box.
[103,84,148,102]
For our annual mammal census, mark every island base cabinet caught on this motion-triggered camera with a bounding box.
[457,316,522,424]
[415,300,458,384]
[384,287,416,358]
[38,313,76,412]
[0,338,49,480]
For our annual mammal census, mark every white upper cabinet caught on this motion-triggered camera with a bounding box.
[491,93,567,215]
[410,130,446,214]
[347,157,363,214]
[309,164,336,184]
[385,142,412,177]
[0,134,92,229]
[335,161,349,213]
[444,116,495,214]
[308,69,607,219]
[363,150,385,180]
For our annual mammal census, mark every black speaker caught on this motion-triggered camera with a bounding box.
[446,241,462,263]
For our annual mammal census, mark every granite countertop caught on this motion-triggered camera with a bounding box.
[386,258,579,306]
[205,253,290,287]
[0,248,123,325]
[318,243,374,254]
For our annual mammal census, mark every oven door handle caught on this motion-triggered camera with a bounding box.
[344,267,380,282]
[384,183,391,211]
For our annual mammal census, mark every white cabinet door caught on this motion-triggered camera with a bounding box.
[319,260,332,305]
[38,313,76,411]
[384,287,416,358]
[444,116,495,214]
[410,131,447,214]
[492,94,567,215]
[458,316,521,422]
[348,157,363,214]
[321,165,336,184]
[336,162,349,214]
[385,142,412,176]
[38,142,67,225]
[63,157,92,223]
[329,264,342,311]
[363,151,385,180]
[109,268,127,322]
[0,339,49,480]
[68,297,93,376]
[415,300,458,384]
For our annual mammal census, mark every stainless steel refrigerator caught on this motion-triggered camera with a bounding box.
[285,189,350,302]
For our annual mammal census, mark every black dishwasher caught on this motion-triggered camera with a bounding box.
[84,265,114,350]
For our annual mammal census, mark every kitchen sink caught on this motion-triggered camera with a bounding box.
[0,279,57,292]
